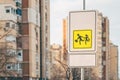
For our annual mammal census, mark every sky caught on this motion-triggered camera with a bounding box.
[50,0,120,75]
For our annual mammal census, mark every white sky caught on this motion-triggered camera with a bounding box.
[50,0,120,75]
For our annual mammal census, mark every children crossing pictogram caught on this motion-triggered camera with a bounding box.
[73,30,92,49]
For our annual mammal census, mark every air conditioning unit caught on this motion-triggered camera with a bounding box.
[6,64,12,70]
[17,50,22,56]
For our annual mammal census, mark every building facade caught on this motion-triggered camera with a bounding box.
[89,11,110,80]
[39,0,50,80]
[0,0,50,80]
[84,11,118,80]
[50,44,66,80]
[22,0,40,80]
[0,0,22,79]
[109,43,118,80]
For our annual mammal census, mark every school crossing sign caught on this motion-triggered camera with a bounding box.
[68,10,97,67]
[68,10,97,53]
[73,30,92,49]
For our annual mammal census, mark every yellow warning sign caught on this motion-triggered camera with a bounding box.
[73,30,92,49]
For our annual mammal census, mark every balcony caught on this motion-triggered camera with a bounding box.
[4,28,18,37]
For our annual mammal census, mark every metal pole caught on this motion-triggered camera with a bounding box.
[81,0,85,79]
[83,0,85,10]
[81,68,84,80]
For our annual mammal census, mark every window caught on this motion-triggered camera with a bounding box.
[16,8,22,16]
[12,23,16,29]
[36,44,38,51]
[45,25,48,33]
[17,50,23,61]
[11,8,16,14]
[6,64,12,70]
[6,22,10,27]
[5,6,11,13]
[18,63,22,69]
[36,62,38,69]
[36,31,38,38]
[18,53,21,56]
[45,13,47,22]
[7,66,11,69]
[45,37,48,47]
[6,9,10,13]
[36,54,39,61]
[6,35,16,42]
[35,27,38,38]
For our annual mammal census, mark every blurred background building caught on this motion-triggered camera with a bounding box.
[50,44,65,80]
[109,43,118,80]
[0,0,50,80]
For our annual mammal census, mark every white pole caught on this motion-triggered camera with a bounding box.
[81,68,84,80]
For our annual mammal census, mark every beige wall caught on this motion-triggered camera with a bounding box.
[0,20,18,77]
[0,21,17,49]
[109,43,118,80]
[22,0,40,79]
[0,0,16,6]
[29,23,40,77]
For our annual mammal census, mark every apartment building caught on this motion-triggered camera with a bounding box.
[91,12,110,80]
[0,0,22,79]
[0,0,50,80]
[86,11,110,80]
[22,0,40,80]
[50,44,66,80]
[39,0,50,80]
[109,43,118,80]
[22,0,50,80]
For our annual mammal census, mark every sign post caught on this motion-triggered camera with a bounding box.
[68,10,97,67]
[81,68,84,80]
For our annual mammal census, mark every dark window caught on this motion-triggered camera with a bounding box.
[6,65,11,70]
[6,9,10,13]
[18,53,21,56]
[45,13,47,21]
[36,44,38,53]
[6,23,10,27]
[7,66,11,69]
[16,8,22,16]
[16,2,21,7]
[36,62,38,69]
